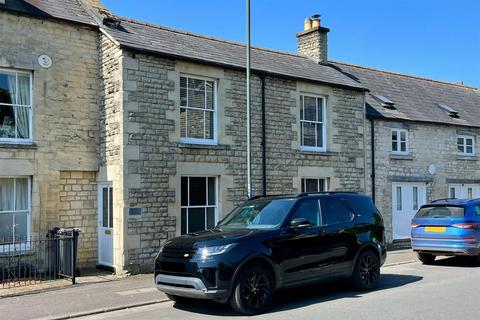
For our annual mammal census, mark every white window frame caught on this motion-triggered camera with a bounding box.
[391,129,408,155]
[180,176,218,234]
[179,75,218,145]
[301,178,329,193]
[457,135,475,156]
[300,94,327,152]
[0,68,33,144]
[0,177,32,253]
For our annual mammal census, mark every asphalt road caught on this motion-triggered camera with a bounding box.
[81,257,480,320]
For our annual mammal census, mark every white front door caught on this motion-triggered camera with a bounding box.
[392,183,427,240]
[448,184,480,199]
[98,183,114,268]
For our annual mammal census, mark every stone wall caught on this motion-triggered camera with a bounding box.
[117,51,366,272]
[297,27,328,62]
[59,171,97,267]
[368,119,480,242]
[0,12,99,267]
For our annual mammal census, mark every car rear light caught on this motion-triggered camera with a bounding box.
[411,224,420,228]
[452,223,478,230]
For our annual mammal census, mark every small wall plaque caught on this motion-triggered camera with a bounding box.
[129,207,142,216]
[38,54,52,68]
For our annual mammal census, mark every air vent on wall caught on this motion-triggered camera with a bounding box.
[437,103,459,118]
[371,94,395,109]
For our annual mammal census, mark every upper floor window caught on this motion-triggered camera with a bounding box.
[391,129,408,155]
[179,76,217,144]
[0,69,32,143]
[300,95,326,152]
[457,135,474,156]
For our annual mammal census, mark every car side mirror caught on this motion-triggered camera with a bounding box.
[289,218,311,229]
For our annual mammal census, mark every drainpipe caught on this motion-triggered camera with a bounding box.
[362,97,367,195]
[370,118,376,203]
[260,75,267,196]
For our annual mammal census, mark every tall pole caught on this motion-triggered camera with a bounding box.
[246,0,252,198]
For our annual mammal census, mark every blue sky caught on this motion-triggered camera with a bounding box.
[102,0,480,87]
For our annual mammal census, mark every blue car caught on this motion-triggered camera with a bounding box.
[411,198,480,264]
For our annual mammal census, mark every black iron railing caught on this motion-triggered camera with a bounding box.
[0,228,80,289]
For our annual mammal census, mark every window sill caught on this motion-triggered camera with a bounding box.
[390,154,413,160]
[300,150,338,156]
[0,142,37,150]
[179,143,230,150]
[456,155,478,161]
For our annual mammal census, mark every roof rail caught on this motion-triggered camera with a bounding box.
[431,198,458,203]
[296,191,358,198]
[248,195,264,200]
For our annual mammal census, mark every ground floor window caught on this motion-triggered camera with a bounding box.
[0,177,30,242]
[181,176,217,234]
[301,178,328,193]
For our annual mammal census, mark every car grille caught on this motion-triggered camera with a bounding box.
[162,246,197,259]
[160,261,186,273]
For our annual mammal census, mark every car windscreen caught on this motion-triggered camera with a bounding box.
[414,205,465,219]
[217,199,295,230]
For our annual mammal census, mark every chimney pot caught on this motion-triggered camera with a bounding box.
[297,13,329,63]
[304,18,312,31]
[311,14,321,28]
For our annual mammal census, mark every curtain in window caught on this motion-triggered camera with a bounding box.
[7,74,30,139]
[0,178,14,212]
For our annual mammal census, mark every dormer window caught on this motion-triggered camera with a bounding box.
[438,104,459,118]
[372,94,395,109]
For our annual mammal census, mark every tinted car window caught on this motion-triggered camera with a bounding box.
[474,205,480,217]
[321,198,352,225]
[415,206,465,219]
[291,199,321,227]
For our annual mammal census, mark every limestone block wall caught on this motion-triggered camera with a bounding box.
[59,171,98,267]
[118,51,366,272]
[0,12,99,267]
[367,119,480,242]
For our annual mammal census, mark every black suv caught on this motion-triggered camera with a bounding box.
[154,192,386,315]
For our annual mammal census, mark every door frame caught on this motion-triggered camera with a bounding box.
[97,182,114,268]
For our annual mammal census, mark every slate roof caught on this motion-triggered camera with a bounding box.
[103,18,366,91]
[0,0,96,26]
[331,61,480,128]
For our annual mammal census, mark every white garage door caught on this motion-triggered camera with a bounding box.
[448,184,480,199]
[392,183,427,240]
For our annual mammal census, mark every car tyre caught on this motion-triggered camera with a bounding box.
[352,250,381,291]
[417,252,436,265]
[229,263,274,315]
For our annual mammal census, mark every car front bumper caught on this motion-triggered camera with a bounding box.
[155,273,229,301]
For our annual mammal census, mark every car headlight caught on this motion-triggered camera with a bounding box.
[197,244,236,259]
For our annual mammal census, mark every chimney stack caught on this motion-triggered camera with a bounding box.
[297,14,330,63]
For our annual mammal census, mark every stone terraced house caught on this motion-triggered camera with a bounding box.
[0,0,479,273]
[1,0,368,273]
[332,62,480,244]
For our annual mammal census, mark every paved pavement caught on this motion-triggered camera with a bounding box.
[0,249,417,320]
[79,256,480,320]
[0,274,167,320]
